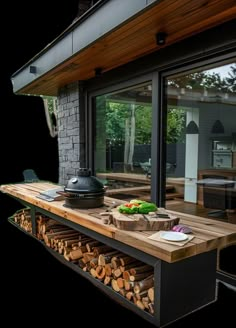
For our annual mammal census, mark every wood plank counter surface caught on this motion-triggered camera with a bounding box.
[97,172,151,184]
[1,182,236,263]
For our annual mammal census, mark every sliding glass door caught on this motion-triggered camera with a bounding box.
[94,82,152,201]
[165,60,236,223]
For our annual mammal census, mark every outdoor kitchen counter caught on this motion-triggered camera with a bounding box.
[1,182,236,263]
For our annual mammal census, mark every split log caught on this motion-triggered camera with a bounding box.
[78,245,87,253]
[86,240,102,252]
[98,250,121,266]
[44,230,79,246]
[135,290,148,300]
[142,297,150,309]
[112,267,122,278]
[104,276,111,286]
[136,300,145,310]
[78,259,87,269]
[129,270,154,282]
[134,275,154,294]
[122,270,131,281]
[110,253,125,269]
[83,252,95,263]
[93,245,113,257]
[148,287,154,302]
[90,257,98,268]
[63,247,72,255]
[124,280,135,291]
[104,263,112,276]
[57,235,80,247]
[41,221,69,234]
[64,253,71,261]
[90,268,97,278]
[116,277,124,289]
[65,238,82,247]
[130,264,153,275]
[78,237,94,247]
[69,248,84,260]
[126,291,134,301]
[120,256,138,266]
[148,303,155,314]
[54,232,81,240]
[119,260,143,272]
[48,226,73,233]
[111,279,120,292]
[96,266,106,280]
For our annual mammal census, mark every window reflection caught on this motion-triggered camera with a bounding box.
[95,83,152,201]
[165,61,236,224]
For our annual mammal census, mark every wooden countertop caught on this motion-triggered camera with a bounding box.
[198,168,236,177]
[1,182,236,263]
[97,172,151,184]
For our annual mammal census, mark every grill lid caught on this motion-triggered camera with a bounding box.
[64,168,105,194]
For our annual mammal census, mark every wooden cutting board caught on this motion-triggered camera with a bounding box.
[111,208,179,231]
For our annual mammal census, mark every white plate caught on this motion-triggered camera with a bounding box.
[160,231,188,242]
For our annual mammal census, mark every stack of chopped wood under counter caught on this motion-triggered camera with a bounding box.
[13,208,49,234]
[13,208,32,232]
[12,211,155,314]
[39,217,155,314]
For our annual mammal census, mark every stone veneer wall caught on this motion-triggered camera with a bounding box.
[57,81,86,186]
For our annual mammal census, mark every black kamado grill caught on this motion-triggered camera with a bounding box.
[62,168,105,208]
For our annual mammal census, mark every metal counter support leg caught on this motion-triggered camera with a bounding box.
[30,206,37,236]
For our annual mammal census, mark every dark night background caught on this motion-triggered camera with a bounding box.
[0,2,235,326]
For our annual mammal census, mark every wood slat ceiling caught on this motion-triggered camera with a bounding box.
[20,0,236,96]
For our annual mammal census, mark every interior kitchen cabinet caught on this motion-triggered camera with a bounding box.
[210,135,236,169]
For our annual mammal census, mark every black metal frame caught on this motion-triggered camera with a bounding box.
[86,21,236,210]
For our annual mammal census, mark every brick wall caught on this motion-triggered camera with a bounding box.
[57,81,86,186]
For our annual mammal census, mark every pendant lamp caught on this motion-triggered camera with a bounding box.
[211,119,224,134]
[186,91,199,134]
[186,120,199,134]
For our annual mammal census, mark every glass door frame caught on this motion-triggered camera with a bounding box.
[87,51,236,209]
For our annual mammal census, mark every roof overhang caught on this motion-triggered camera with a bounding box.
[11,0,236,96]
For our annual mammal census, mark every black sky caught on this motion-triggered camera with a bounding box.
[0,3,80,217]
[2,1,79,94]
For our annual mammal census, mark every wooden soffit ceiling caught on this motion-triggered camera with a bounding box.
[17,0,236,96]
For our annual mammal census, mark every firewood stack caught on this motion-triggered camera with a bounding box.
[13,208,51,236]
[13,211,155,314]
[13,208,32,232]
[39,218,155,314]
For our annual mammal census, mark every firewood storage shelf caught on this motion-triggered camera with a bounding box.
[1,182,236,327]
[8,215,158,321]
[7,208,217,327]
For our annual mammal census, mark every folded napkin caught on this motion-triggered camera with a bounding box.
[148,230,195,246]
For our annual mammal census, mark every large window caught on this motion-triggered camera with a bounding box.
[92,59,236,223]
[94,82,152,201]
[165,60,236,223]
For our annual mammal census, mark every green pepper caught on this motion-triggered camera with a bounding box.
[138,202,157,214]
[118,204,139,214]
